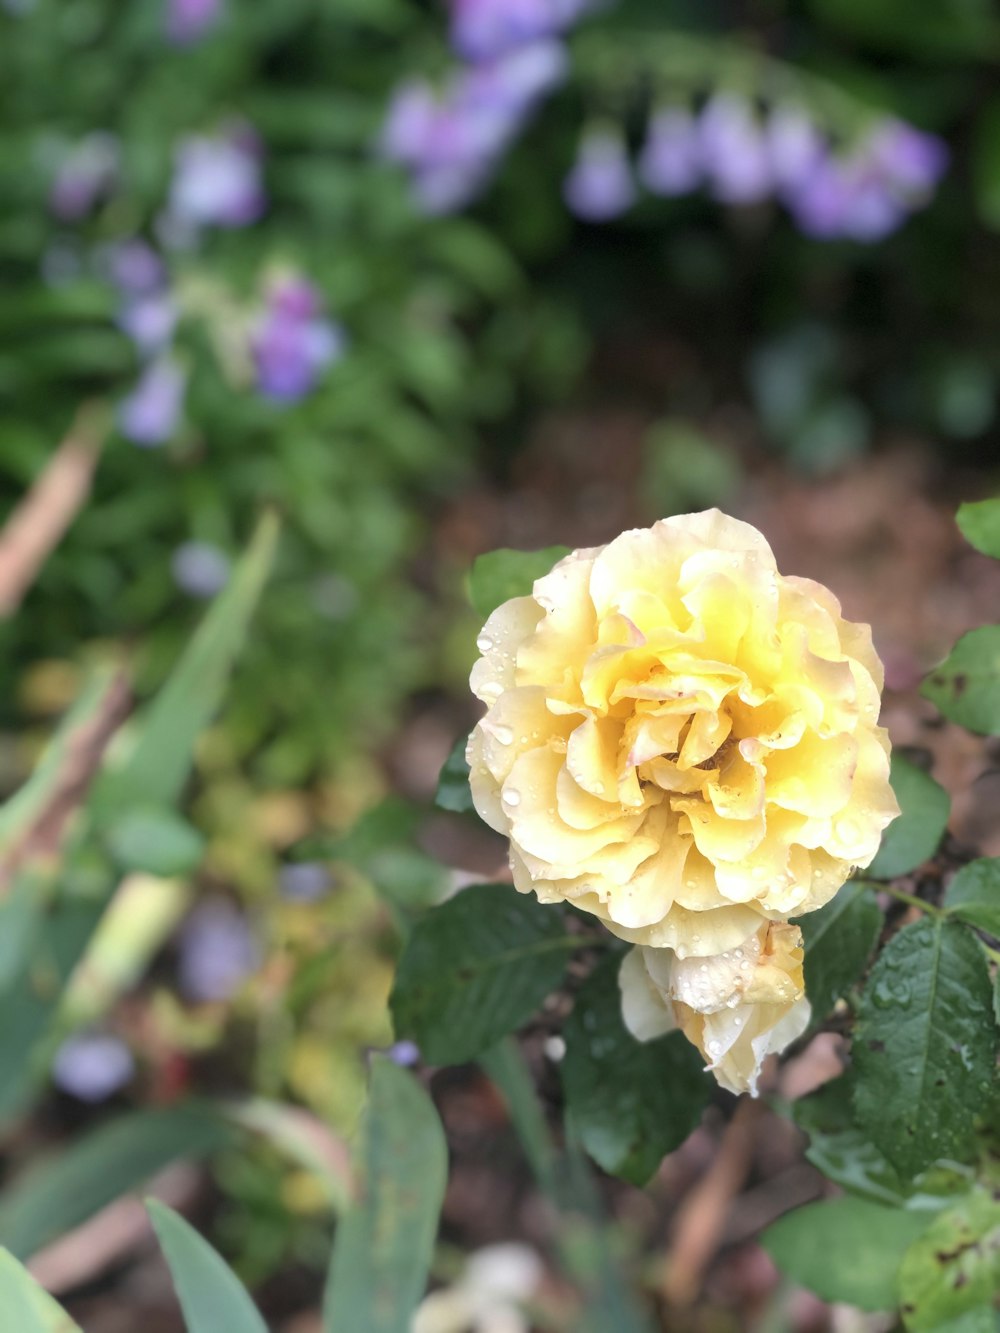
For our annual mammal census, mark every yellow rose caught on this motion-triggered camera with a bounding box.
[467,511,898,956]
[618,921,810,1095]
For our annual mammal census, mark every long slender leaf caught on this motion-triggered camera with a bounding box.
[0,1248,84,1332]
[324,1059,447,1333]
[149,1201,268,1333]
[0,1106,234,1259]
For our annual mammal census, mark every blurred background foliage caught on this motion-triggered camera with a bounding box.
[1,0,999,1325]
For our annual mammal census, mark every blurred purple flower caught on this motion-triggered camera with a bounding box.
[49,132,120,222]
[638,107,701,197]
[380,41,566,214]
[279,861,331,902]
[868,120,949,195]
[178,900,259,1003]
[699,94,772,205]
[53,1033,134,1103]
[166,0,223,44]
[252,277,345,403]
[102,238,166,296]
[767,105,825,195]
[386,1040,420,1066]
[118,293,177,357]
[172,541,231,598]
[450,0,591,62]
[564,130,635,221]
[118,357,186,447]
[168,125,265,229]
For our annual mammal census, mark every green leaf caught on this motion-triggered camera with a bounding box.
[921,627,1000,736]
[0,1106,233,1259]
[852,917,997,1180]
[105,807,206,877]
[469,545,570,621]
[974,99,1000,230]
[945,858,1000,936]
[797,881,882,1021]
[148,1201,268,1333]
[0,1248,84,1332]
[957,498,1000,558]
[868,755,951,879]
[390,884,575,1065]
[434,736,474,815]
[762,1197,931,1311]
[898,1190,1000,1330]
[324,1060,447,1333]
[95,511,279,815]
[561,955,710,1186]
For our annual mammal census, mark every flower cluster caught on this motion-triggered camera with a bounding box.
[467,511,898,1092]
[167,122,266,235]
[252,275,346,404]
[565,95,948,240]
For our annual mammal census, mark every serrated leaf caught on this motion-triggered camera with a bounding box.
[798,881,882,1021]
[921,627,1000,736]
[324,1060,446,1333]
[957,498,1000,558]
[390,884,575,1064]
[0,1106,233,1259]
[434,736,474,814]
[945,858,1000,936]
[762,1197,931,1311]
[149,1202,268,1333]
[0,1248,84,1332]
[469,545,570,621]
[106,807,205,877]
[868,755,951,879]
[852,917,997,1180]
[898,1190,1000,1330]
[561,955,710,1186]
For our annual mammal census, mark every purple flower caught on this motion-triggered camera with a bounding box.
[868,120,949,196]
[767,105,825,195]
[380,41,566,214]
[178,900,259,1003]
[279,861,331,902]
[49,132,120,222]
[564,130,635,221]
[118,293,177,356]
[386,1040,420,1067]
[450,0,590,62]
[118,357,186,447]
[166,0,223,44]
[101,238,166,296]
[168,125,265,230]
[699,94,772,205]
[638,107,701,197]
[53,1033,134,1103]
[172,541,231,598]
[252,277,345,403]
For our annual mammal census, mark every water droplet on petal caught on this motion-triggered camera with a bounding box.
[476,633,495,653]
[502,788,522,807]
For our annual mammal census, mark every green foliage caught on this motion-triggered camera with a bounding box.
[561,955,710,1187]
[390,884,576,1065]
[0,1107,234,1260]
[898,1190,1000,1331]
[798,880,882,1021]
[105,806,205,876]
[324,1059,447,1333]
[944,858,1000,936]
[922,627,1000,735]
[434,736,475,815]
[469,546,571,622]
[0,1249,84,1333]
[762,1197,932,1311]
[851,917,997,1180]
[956,498,1000,558]
[149,1201,269,1333]
[868,755,951,879]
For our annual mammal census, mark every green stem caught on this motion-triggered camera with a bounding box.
[881,884,945,918]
